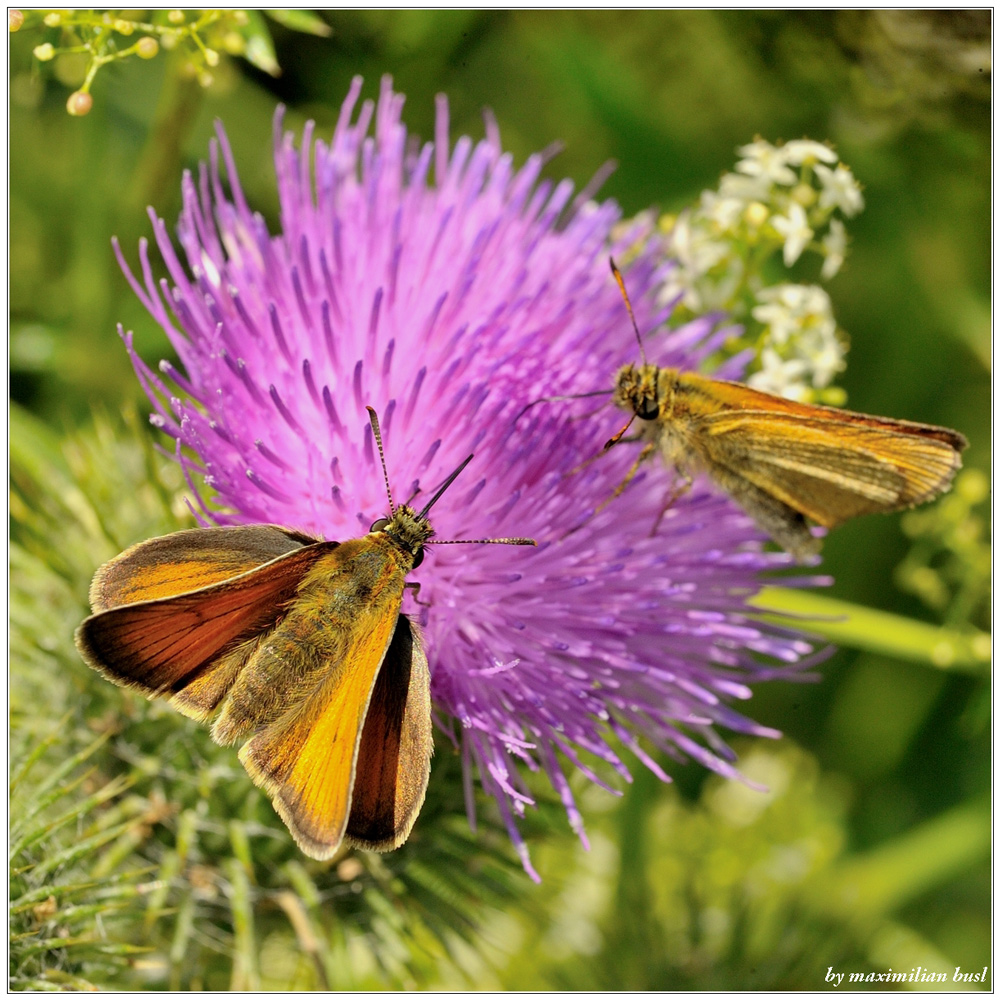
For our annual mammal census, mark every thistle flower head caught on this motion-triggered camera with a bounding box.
[119,76,824,878]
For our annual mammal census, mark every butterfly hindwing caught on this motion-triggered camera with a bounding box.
[698,411,964,527]
[347,614,433,851]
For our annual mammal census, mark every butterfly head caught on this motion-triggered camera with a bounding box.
[364,407,534,564]
[364,406,471,569]
[613,363,662,422]
[370,507,433,569]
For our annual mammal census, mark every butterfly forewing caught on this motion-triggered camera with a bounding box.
[698,411,965,527]
[75,529,338,701]
[88,525,324,611]
[689,372,969,448]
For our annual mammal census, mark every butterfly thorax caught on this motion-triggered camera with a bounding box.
[211,516,427,747]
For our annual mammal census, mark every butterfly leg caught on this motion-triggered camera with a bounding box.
[596,441,657,512]
[649,468,694,536]
[566,450,604,479]
[567,429,649,480]
[404,580,430,607]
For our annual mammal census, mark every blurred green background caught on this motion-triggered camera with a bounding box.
[9,10,991,991]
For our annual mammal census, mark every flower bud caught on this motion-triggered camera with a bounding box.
[9,9,24,31]
[222,31,245,55]
[33,43,55,61]
[744,201,769,227]
[136,36,159,59]
[791,182,817,208]
[66,90,93,116]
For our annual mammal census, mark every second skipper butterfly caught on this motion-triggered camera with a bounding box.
[605,259,967,560]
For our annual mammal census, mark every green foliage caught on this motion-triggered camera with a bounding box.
[468,744,989,989]
[896,468,992,631]
[751,587,990,675]
[9,724,156,991]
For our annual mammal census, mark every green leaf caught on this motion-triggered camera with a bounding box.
[241,10,281,76]
[265,9,332,37]
[10,732,113,843]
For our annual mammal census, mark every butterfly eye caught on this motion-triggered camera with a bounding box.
[411,548,424,569]
[370,517,390,532]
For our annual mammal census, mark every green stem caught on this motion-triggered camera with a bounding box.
[750,587,990,674]
[125,54,205,215]
[814,796,990,918]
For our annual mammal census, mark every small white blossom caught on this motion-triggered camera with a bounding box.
[761,283,833,322]
[669,214,730,276]
[700,264,743,313]
[815,162,865,216]
[747,348,810,400]
[735,140,797,186]
[718,170,773,202]
[750,284,844,396]
[820,218,847,279]
[782,140,839,167]
[771,202,814,266]
[752,300,797,346]
[753,285,804,346]
[744,200,769,228]
[653,136,861,399]
[753,284,835,343]
[800,284,834,317]
[805,333,847,388]
[700,190,744,233]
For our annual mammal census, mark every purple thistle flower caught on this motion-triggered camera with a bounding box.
[117,75,826,880]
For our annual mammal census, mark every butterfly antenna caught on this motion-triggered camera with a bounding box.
[416,454,537,546]
[610,256,647,365]
[513,389,614,427]
[416,454,474,521]
[427,536,535,547]
[366,406,396,515]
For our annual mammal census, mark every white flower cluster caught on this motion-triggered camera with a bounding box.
[748,284,844,401]
[658,138,863,401]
